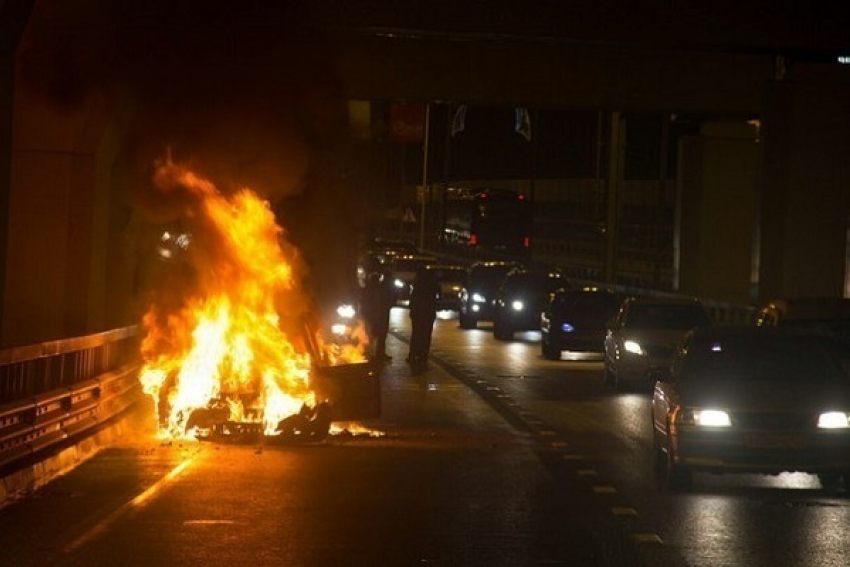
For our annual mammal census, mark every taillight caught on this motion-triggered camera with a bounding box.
[470,234,478,246]
[523,236,530,248]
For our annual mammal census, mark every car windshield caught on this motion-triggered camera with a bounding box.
[429,268,466,282]
[625,303,710,330]
[470,266,515,288]
[682,334,848,383]
[551,292,617,323]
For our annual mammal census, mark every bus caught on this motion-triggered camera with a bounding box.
[441,187,530,252]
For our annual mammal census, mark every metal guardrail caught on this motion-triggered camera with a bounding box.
[0,327,142,470]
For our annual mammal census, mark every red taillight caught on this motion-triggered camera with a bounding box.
[517,194,525,201]
[523,236,530,248]
[470,234,479,246]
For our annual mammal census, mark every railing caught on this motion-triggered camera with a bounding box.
[0,326,142,470]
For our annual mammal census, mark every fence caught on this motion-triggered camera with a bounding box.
[0,326,142,470]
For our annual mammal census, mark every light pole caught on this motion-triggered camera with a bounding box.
[419,103,431,250]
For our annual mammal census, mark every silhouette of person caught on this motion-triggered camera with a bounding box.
[360,268,394,361]
[407,266,440,365]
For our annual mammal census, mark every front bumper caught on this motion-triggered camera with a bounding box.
[674,428,850,475]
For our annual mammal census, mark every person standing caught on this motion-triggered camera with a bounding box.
[407,266,439,365]
[360,268,394,361]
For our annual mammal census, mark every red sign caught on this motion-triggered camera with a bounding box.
[390,103,425,143]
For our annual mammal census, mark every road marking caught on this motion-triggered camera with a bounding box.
[634,533,664,545]
[612,507,638,517]
[63,452,199,554]
[592,485,617,494]
[577,469,598,476]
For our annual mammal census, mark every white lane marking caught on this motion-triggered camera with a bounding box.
[64,454,197,553]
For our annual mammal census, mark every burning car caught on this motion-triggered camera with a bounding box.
[138,159,380,444]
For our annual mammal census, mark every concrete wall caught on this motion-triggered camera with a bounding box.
[676,121,759,305]
[759,82,850,300]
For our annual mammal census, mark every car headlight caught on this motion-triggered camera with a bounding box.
[511,300,524,311]
[679,408,731,427]
[623,340,644,355]
[394,279,405,288]
[560,322,575,333]
[471,293,486,303]
[331,323,348,336]
[818,411,850,429]
[336,304,356,319]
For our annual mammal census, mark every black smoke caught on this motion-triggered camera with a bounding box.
[17,0,363,313]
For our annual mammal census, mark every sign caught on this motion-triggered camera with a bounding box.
[402,207,417,223]
[390,103,426,143]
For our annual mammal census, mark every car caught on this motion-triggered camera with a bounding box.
[541,287,620,360]
[492,268,567,340]
[458,261,522,329]
[387,254,437,304]
[755,297,850,361]
[423,264,468,311]
[651,326,850,490]
[604,296,712,389]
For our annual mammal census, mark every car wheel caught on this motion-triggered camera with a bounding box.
[459,311,477,330]
[664,436,692,490]
[604,362,619,389]
[818,472,842,490]
[493,319,513,341]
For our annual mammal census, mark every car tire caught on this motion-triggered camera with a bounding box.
[493,318,513,341]
[459,311,477,330]
[604,362,619,389]
[664,435,693,490]
[818,472,842,490]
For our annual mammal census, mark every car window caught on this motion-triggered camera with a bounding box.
[625,304,710,330]
[682,335,847,383]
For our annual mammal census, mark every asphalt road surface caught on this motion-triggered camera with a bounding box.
[2,307,848,566]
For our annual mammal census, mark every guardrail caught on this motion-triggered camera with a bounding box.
[0,327,142,471]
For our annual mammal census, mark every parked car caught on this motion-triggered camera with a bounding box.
[424,264,468,311]
[651,326,850,490]
[755,297,850,361]
[604,296,711,389]
[387,254,438,304]
[458,261,522,329]
[541,287,620,360]
[492,268,567,340]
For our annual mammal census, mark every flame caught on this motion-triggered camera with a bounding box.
[139,157,364,439]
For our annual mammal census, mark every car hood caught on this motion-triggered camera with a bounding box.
[679,379,850,412]
[618,329,690,346]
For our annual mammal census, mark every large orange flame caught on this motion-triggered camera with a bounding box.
[139,158,363,439]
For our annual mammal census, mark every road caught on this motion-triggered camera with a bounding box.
[2,307,849,566]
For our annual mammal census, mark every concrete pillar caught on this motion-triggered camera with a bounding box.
[758,81,850,301]
[676,121,759,304]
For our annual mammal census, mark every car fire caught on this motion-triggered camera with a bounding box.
[138,157,379,443]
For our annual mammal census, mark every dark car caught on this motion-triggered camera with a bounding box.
[492,268,567,340]
[541,287,620,360]
[458,261,522,329]
[651,326,850,490]
[387,254,437,304]
[755,297,850,363]
[424,264,468,311]
[604,296,712,389]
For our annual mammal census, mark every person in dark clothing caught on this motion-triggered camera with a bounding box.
[407,267,440,364]
[360,268,395,361]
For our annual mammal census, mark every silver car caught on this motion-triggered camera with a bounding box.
[604,296,711,389]
[651,326,850,490]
